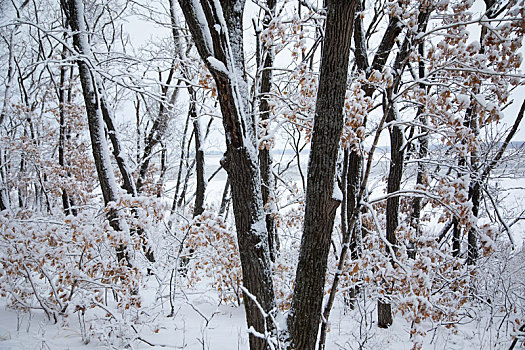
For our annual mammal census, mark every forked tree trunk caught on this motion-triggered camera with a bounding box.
[288,1,358,348]
[177,1,276,349]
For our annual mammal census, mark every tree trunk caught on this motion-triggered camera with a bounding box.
[318,148,362,350]
[376,6,431,327]
[0,150,7,211]
[377,102,403,328]
[62,0,130,265]
[178,1,277,348]
[190,88,206,217]
[219,177,230,217]
[135,69,178,193]
[288,1,357,348]
[452,217,461,257]
[258,0,278,262]
[100,97,137,197]
[58,44,77,216]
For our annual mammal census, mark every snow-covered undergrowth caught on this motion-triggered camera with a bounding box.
[0,192,524,349]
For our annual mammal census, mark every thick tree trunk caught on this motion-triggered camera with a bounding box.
[318,149,362,350]
[178,1,276,348]
[288,1,357,348]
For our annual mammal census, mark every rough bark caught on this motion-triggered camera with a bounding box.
[318,149,362,350]
[288,1,358,348]
[177,1,276,349]
[218,177,230,217]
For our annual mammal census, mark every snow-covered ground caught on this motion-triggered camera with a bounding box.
[0,287,516,349]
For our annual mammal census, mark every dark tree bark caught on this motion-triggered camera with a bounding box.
[377,96,402,328]
[190,87,206,217]
[177,1,277,349]
[257,0,278,262]
[288,1,358,348]
[467,164,480,266]
[452,217,461,257]
[156,143,167,198]
[318,148,362,350]
[218,177,230,217]
[464,0,500,266]
[0,151,6,211]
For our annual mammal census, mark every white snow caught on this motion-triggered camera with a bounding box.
[207,56,230,76]
[189,0,215,55]
[332,181,343,202]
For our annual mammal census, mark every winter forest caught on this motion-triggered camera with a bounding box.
[0,0,524,348]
